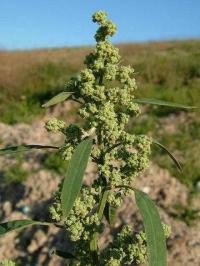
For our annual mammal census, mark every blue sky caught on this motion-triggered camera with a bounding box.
[0,0,200,50]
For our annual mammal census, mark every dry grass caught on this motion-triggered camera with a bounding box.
[0,47,91,88]
[0,39,199,88]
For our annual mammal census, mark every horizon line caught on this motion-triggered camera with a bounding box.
[0,37,200,52]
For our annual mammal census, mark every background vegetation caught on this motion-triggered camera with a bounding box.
[0,39,199,191]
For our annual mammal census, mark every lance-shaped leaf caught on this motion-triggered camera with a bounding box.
[104,203,117,225]
[0,220,51,235]
[97,190,109,220]
[152,140,182,172]
[135,190,167,266]
[0,144,59,156]
[133,98,196,109]
[89,190,109,260]
[51,249,75,259]
[42,91,73,108]
[61,138,92,218]
[89,233,98,259]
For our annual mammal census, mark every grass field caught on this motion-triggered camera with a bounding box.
[0,39,200,190]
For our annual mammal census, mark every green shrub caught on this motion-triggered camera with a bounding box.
[43,152,67,175]
[2,162,29,184]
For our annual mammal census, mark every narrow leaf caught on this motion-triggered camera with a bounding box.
[133,98,196,109]
[152,140,182,171]
[89,190,109,260]
[104,203,117,225]
[97,190,109,220]
[135,190,167,266]
[42,92,72,108]
[0,144,59,156]
[90,233,98,252]
[89,233,99,263]
[51,249,75,259]
[0,220,50,235]
[61,138,92,218]
[104,191,117,225]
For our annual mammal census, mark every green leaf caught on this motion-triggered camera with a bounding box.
[90,233,98,252]
[133,98,196,109]
[89,232,99,263]
[89,190,109,261]
[0,144,59,156]
[104,203,117,225]
[152,140,182,172]
[0,220,50,235]
[61,138,93,218]
[42,91,72,108]
[97,190,109,220]
[51,249,75,259]
[135,190,167,266]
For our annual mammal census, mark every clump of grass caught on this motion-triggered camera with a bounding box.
[155,118,200,190]
[170,203,200,226]
[0,98,41,124]
[0,62,76,124]
[128,113,158,136]
[2,162,30,184]
[134,52,200,117]
[43,152,67,175]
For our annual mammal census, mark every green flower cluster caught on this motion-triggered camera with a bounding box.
[101,224,171,266]
[50,185,103,266]
[101,226,147,266]
[92,11,117,42]
[50,186,102,241]
[64,12,150,193]
[0,260,16,266]
[45,117,66,133]
[47,11,167,265]
[65,186,101,242]
[45,118,83,160]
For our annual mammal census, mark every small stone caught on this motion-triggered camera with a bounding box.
[142,186,150,194]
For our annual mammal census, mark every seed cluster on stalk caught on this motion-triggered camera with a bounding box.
[45,11,169,266]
